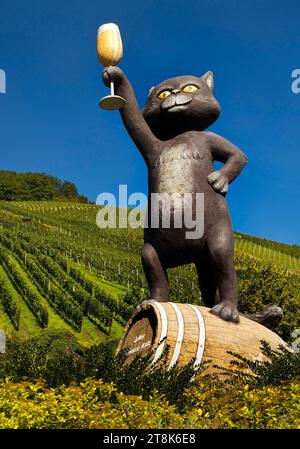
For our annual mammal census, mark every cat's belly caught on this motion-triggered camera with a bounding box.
[157,150,194,194]
[154,143,207,194]
[149,143,214,210]
[146,142,230,258]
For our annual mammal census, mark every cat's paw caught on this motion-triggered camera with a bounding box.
[207,171,228,193]
[102,66,125,88]
[210,301,240,323]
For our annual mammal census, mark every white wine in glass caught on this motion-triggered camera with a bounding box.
[97,23,126,110]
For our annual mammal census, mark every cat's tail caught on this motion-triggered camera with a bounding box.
[243,305,283,330]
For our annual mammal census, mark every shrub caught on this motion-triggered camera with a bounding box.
[0,331,196,408]
[0,331,300,429]
[0,330,86,386]
[213,341,300,388]
[182,380,300,429]
[236,256,300,340]
[0,377,299,429]
[0,378,183,429]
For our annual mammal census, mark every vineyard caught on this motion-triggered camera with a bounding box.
[0,201,299,345]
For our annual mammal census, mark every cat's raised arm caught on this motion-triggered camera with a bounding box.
[102,67,161,166]
[205,131,248,193]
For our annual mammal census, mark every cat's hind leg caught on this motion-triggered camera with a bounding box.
[141,242,169,302]
[206,222,240,323]
[195,256,220,308]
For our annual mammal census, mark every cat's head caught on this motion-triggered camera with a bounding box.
[142,72,221,140]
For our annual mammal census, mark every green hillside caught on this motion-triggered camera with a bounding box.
[0,201,299,344]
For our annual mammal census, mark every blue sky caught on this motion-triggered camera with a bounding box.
[0,0,299,245]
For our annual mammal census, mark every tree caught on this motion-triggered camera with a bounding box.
[0,171,88,202]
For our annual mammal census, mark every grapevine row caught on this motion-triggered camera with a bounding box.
[0,246,48,328]
[0,276,20,330]
[0,233,113,332]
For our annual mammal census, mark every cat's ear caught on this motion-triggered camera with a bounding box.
[202,71,214,90]
[148,86,155,97]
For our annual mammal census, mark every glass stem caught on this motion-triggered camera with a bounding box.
[110,81,115,96]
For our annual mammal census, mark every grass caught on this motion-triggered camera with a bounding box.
[235,239,300,273]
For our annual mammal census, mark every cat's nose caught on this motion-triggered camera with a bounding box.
[172,89,181,94]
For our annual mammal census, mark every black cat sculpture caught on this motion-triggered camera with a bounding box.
[102,67,282,327]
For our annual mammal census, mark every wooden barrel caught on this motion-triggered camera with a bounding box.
[117,301,287,373]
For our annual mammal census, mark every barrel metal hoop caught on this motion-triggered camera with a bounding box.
[169,302,184,370]
[189,304,206,369]
[152,302,168,364]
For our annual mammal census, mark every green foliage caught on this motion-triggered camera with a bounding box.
[0,246,48,327]
[0,231,121,333]
[182,379,300,429]
[2,331,299,410]
[236,254,300,340]
[0,330,86,386]
[0,332,299,429]
[0,379,185,429]
[0,201,299,344]
[0,331,196,408]
[1,376,299,429]
[0,200,298,429]
[88,344,197,409]
[0,171,88,202]
[214,340,300,388]
[235,231,300,259]
[0,278,20,330]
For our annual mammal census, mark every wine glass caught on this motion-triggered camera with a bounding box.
[97,23,126,110]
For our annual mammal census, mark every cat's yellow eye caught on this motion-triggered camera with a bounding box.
[158,90,172,99]
[182,85,199,93]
